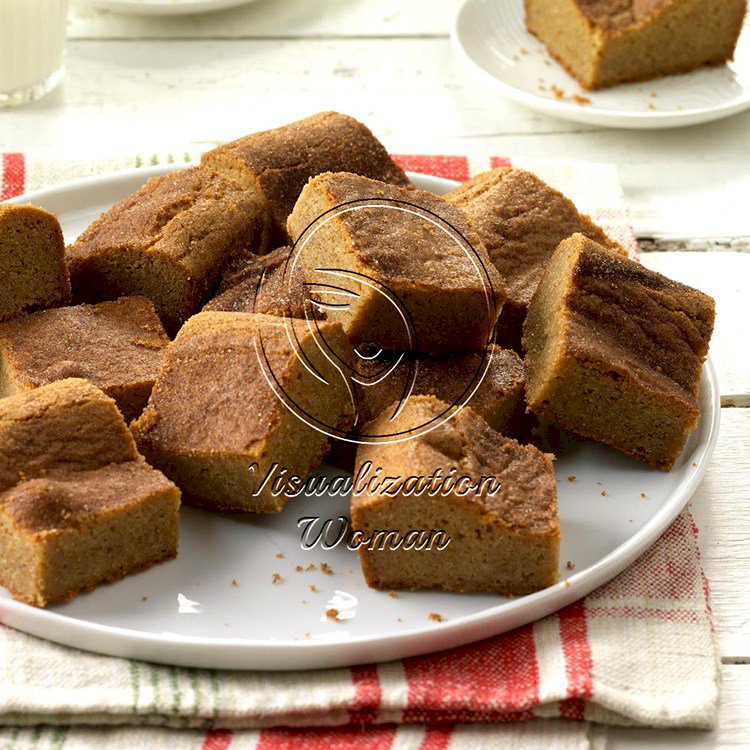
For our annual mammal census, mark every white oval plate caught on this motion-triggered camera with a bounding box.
[0,166,720,670]
[76,0,259,16]
[453,0,750,129]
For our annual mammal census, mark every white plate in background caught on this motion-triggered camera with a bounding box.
[76,0,259,16]
[0,166,721,670]
[453,0,750,129]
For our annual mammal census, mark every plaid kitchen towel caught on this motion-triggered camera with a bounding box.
[0,153,716,749]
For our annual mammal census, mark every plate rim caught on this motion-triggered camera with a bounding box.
[74,0,259,15]
[0,165,722,670]
[452,0,750,130]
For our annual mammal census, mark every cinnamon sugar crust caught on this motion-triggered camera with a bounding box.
[352,395,559,595]
[523,234,715,470]
[204,246,312,318]
[203,112,410,243]
[447,168,622,349]
[67,166,269,333]
[0,296,169,422]
[288,172,506,354]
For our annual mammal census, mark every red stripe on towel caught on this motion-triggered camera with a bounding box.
[349,664,383,725]
[257,726,397,749]
[402,625,540,723]
[1,153,25,200]
[559,600,594,720]
[490,156,512,169]
[201,729,233,750]
[392,154,470,182]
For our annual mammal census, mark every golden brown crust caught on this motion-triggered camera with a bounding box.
[1,462,177,534]
[0,296,169,423]
[0,203,71,321]
[203,112,410,239]
[67,166,270,333]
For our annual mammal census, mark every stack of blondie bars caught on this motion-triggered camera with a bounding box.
[0,112,715,607]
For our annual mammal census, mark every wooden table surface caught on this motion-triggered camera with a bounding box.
[1,1,749,746]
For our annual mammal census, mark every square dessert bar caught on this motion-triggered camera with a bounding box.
[525,0,747,90]
[0,203,71,322]
[0,378,180,607]
[67,166,270,333]
[351,395,560,595]
[204,246,312,319]
[131,311,355,513]
[523,233,715,470]
[287,172,507,354]
[202,111,411,244]
[446,168,622,350]
[0,296,170,423]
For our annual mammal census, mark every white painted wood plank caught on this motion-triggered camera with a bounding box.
[605,664,750,748]
[688,408,750,660]
[641,253,750,406]
[3,38,749,238]
[68,0,462,40]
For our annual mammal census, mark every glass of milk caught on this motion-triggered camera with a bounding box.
[0,0,68,108]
